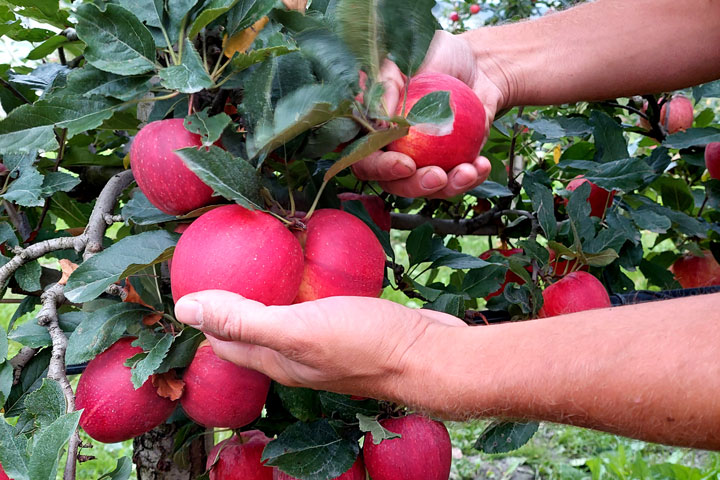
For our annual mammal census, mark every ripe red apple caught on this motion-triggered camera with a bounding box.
[277,456,365,480]
[670,251,720,288]
[171,204,304,305]
[167,222,191,273]
[566,176,615,217]
[479,248,524,299]
[0,463,10,480]
[547,249,587,278]
[338,192,392,232]
[294,209,385,303]
[0,163,7,175]
[660,95,694,134]
[130,118,216,216]
[363,414,451,480]
[206,431,275,480]
[470,4,481,14]
[387,73,486,171]
[181,342,270,429]
[449,11,460,21]
[538,271,611,318]
[75,337,178,443]
[705,142,720,180]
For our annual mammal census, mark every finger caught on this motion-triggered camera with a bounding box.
[205,335,298,385]
[428,157,492,199]
[378,166,448,198]
[352,150,416,181]
[378,59,405,117]
[420,309,469,327]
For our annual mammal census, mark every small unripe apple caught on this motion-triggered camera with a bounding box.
[277,456,365,480]
[363,414,451,480]
[171,204,304,306]
[670,251,720,288]
[75,338,178,443]
[539,271,611,318]
[469,4,481,14]
[387,73,486,171]
[566,176,615,217]
[181,342,270,429]
[338,192,392,232]
[294,209,386,303]
[479,248,524,299]
[449,11,460,21]
[660,95,694,134]
[130,118,216,216]
[206,431,275,480]
[705,142,720,180]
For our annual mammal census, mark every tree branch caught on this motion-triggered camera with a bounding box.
[390,212,499,236]
[9,346,37,384]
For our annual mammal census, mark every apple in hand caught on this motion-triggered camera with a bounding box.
[363,414,452,480]
[338,192,392,232]
[670,251,720,288]
[181,342,270,429]
[660,95,694,134]
[130,118,218,216]
[387,72,487,171]
[566,176,615,218]
[171,204,304,306]
[705,142,720,180]
[294,209,386,303]
[277,456,365,480]
[206,431,275,480]
[539,271,612,318]
[75,337,178,443]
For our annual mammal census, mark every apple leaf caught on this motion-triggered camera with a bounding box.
[323,126,408,182]
[110,0,164,29]
[275,385,322,422]
[159,39,214,93]
[156,327,205,374]
[317,393,380,423]
[21,379,66,431]
[517,116,592,141]
[461,265,507,299]
[122,192,177,226]
[188,0,240,38]
[14,261,41,292]
[0,362,12,409]
[99,457,133,480]
[424,293,464,318]
[377,0,437,77]
[522,171,557,241]
[10,312,83,349]
[406,223,434,267]
[0,419,29,480]
[405,91,453,127]
[5,349,51,418]
[335,0,386,79]
[663,127,720,149]
[27,411,81,480]
[58,65,152,101]
[224,0,278,36]
[356,414,402,445]
[184,109,232,146]
[474,421,539,454]
[127,331,174,389]
[340,200,393,258]
[590,111,628,163]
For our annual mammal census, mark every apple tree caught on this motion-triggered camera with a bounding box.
[0,0,718,479]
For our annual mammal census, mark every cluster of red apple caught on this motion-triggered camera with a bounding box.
[638,95,695,134]
[450,3,481,22]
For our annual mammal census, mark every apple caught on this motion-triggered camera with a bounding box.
[277,456,365,480]
[181,342,270,429]
[75,337,178,443]
[660,95,694,134]
[479,248,524,299]
[0,163,7,175]
[470,4,481,14]
[449,11,460,21]
[206,431,275,480]
[130,118,216,216]
[566,176,615,217]
[294,209,386,303]
[167,222,191,273]
[670,251,720,288]
[539,271,611,318]
[705,142,720,180]
[547,249,587,278]
[363,414,451,480]
[171,204,304,306]
[387,72,487,171]
[338,192,392,232]
[0,463,10,480]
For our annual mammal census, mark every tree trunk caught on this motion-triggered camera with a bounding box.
[133,423,208,479]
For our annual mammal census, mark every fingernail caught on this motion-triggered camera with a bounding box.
[176,299,203,326]
[391,161,414,177]
[451,171,473,187]
[421,171,443,189]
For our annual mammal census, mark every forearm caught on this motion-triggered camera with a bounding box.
[410,294,720,449]
[463,0,720,107]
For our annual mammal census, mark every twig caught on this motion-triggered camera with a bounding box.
[3,202,32,242]
[390,212,499,236]
[9,346,37,384]
[0,77,30,104]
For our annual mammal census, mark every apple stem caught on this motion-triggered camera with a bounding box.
[351,113,377,133]
[304,179,329,221]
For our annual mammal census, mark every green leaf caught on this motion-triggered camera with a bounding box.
[0,362,13,407]
[188,0,240,38]
[27,411,81,480]
[405,91,453,129]
[23,378,66,429]
[462,265,507,299]
[663,127,720,149]
[4,0,69,29]
[159,39,213,94]
[184,109,232,146]
[357,413,402,444]
[474,421,539,454]
[58,65,152,101]
[294,25,360,89]
[630,207,672,233]
[335,0,385,79]
[0,324,7,361]
[5,349,50,417]
[156,327,204,373]
[590,111,628,163]
[64,230,178,303]
[275,385,321,422]
[176,146,262,209]
[424,293,464,318]
[167,0,198,43]
[467,180,513,199]
[2,166,44,206]
[377,0,437,77]
[406,223,434,266]
[522,171,556,241]
[122,192,176,226]
[98,457,133,480]
[26,35,69,60]
[693,80,720,101]
[584,249,619,267]
[128,332,173,388]
[656,176,694,212]
[230,23,298,72]
[10,312,83,349]
[41,171,80,196]
[0,222,19,247]
[262,419,358,480]
[50,192,93,228]
[517,116,592,140]
[566,181,595,244]
[0,419,29,480]
[14,261,41,292]
[582,158,653,192]
[317,393,380,423]
[110,0,163,28]
[340,200,393,259]
[75,3,157,75]
[65,303,150,365]
[225,0,282,36]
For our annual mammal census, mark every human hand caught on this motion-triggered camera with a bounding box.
[353,30,509,198]
[174,291,467,403]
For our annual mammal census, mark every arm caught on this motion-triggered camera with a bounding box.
[175,292,720,450]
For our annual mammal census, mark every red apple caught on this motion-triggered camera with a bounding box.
[660,95,694,134]
[75,338,178,443]
[670,251,720,288]
[387,73,487,171]
[539,271,611,318]
[363,414,451,480]
[705,142,720,180]
[479,248,524,299]
[0,463,10,480]
[294,209,386,303]
[566,176,615,217]
[171,204,304,305]
[206,431,275,480]
[338,192,392,232]
[547,249,587,278]
[470,4,481,14]
[167,222,191,273]
[130,118,216,216]
[449,11,460,21]
[181,342,270,429]
[277,456,365,480]
[0,163,7,175]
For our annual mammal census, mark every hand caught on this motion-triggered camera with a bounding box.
[353,30,509,198]
[174,291,467,402]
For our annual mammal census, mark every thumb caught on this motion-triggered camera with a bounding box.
[175,290,288,349]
